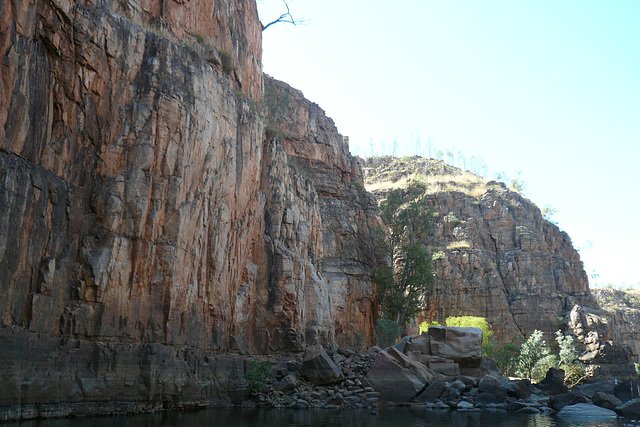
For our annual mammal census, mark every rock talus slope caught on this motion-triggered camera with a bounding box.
[0,0,377,417]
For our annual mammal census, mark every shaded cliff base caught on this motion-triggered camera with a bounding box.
[0,325,258,421]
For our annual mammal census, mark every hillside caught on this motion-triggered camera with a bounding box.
[362,156,593,342]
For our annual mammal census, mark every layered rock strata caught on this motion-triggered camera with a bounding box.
[362,156,594,343]
[0,0,377,418]
[591,288,640,363]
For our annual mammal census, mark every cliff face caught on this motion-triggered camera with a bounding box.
[263,76,379,350]
[363,157,593,343]
[0,0,377,415]
[590,288,640,362]
[1,0,265,350]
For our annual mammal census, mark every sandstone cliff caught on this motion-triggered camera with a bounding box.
[362,156,594,343]
[0,0,377,417]
[590,288,640,362]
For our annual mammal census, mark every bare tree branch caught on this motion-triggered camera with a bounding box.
[261,0,300,31]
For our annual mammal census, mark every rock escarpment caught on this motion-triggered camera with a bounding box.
[263,76,379,349]
[591,288,640,362]
[0,0,377,418]
[362,157,594,342]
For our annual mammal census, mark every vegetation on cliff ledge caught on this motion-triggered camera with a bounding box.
[373,180,434,343]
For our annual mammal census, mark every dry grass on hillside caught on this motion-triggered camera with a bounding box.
[365,171,489,198]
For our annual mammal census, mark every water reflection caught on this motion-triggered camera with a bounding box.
[6,407,640,427]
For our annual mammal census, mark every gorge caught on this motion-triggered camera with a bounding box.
[0,0,637,421]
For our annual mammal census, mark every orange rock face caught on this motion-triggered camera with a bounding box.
[0,0,376,362]
[0,0,265,350]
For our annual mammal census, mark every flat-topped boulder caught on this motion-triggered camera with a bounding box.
[428,326,483,368]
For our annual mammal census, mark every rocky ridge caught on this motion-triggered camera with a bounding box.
[362,156,638,380]
[362,156,593,343]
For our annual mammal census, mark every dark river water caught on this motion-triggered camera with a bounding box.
[5,407,640,427]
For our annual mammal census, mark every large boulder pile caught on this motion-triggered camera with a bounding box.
[234,326,640,419]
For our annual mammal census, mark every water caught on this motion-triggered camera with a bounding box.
[6,408,640,427]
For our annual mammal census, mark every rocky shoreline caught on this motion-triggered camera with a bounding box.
[3,329,640,421]
[245,342,640,419]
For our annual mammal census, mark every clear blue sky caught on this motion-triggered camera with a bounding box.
[258,0,640,288]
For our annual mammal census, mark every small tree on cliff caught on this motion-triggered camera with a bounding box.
[374,181,434,327]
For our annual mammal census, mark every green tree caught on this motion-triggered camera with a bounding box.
[556,330,586,387]
[375,181,434,327]
[484,336,524,377]
[516,330,558,382]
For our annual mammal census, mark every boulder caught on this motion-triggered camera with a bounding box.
[445,380,467,400]
[476,376,507,405]
[616,397,640,416]
[392,335,414,353]
[301,346,344,385]
[414,379,449,403]
[478,376,504,396]
[455,375,478,390]
[498,377,532,400]
[592,392,623,410]
[573,379,618,399]
[404,333,430,354]
[480,357,502,376]
[557,403,617,418]
[536,367,568,394]
[614,379,640,402]
[429,326,483,368]
[430,362,460,376]
[457,401,475,410]
[548,393,589,411]
[476,392,507,406]
[364,348,434,403]
[275,373,299,392]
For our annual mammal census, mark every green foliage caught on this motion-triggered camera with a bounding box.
[375,318,404,348]
[375,181,434,326]
[483,336,524,377]
[418,320,442,334]
[216,49,233,75]
[351,179,365,192]
[432,251,445,261]
[516,329,555,382]
[445,316,494,347]
[193,32,207,44]
[486,330,585,386]
[635,363,640,379]
[444,212,460,224]
[264,82,292,140]
[245,360,273,393]
[532,354,559,382]
[556,330,586,388]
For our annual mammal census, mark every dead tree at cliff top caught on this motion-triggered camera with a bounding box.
[261,0,306,31]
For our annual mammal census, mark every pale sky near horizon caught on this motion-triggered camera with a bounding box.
[257,0,640,288]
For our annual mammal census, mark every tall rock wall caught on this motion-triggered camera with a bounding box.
[263,76,378,350]
[0,0,265,351]
[0,0,377,417]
